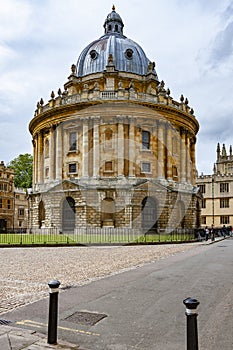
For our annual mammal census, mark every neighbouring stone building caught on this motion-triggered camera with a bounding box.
[14,188,28,230]
[197,143,233,228]
[0,161,28,232]
[28,6,200,234]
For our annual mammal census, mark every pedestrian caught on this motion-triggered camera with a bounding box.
[210,224,215,241]
[205,226,209,241]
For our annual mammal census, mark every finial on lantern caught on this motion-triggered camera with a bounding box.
[112,5,115,11]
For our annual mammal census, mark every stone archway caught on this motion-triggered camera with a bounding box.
[62,197,75,232]
[141,197,158,231]
[38,200,45,228]
[101,198,115,227]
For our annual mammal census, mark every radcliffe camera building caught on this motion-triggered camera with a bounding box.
[28,6,200,233]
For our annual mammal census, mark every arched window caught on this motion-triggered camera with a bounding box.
[141,197,158,231]
[38,200,45,228]
[62,197,75,232]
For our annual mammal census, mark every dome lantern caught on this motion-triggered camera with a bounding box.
[103,5,124,35]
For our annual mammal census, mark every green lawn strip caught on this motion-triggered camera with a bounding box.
[0,232,196,245]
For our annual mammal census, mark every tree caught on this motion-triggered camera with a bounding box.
[8,153,33,189]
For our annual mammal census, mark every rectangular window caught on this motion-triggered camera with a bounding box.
[199,184,205,194]
[201,216,206,225]
[69,163,77,173]
[0,198,2,208]
[69,132,77,151]
[220,198,229,208]
[220,216,229,225]
[18,208,24,216]
[201,199,206,208]
[142,162,151,173]
[220,182,229,193]
[142,131,150,150]
[7,200,11,209]
[105,161,113,172]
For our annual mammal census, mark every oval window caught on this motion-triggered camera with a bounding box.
[125,49,133,60]
[90,50,98,60]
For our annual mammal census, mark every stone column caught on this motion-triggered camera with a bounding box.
[166,124,173,181]
[32,138,36,186]
[49,126,55,180]
[55,124,63,180]
[92,116,100,178]
[180,128,186,183]
[190,138,196,184]
[37,131,43,183]
[157,121,164,179]
[186,135,191,183]
[82,118,89,177]
[117,116,124,177]
[128,117,135,177]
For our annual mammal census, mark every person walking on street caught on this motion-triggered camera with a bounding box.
[205,226,209,241]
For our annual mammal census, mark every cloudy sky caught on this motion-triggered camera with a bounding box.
[0,0,233,174]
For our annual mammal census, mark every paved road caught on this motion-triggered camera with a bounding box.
[1,239,233,350]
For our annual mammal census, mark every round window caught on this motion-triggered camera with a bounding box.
[125,49,133,60]
[90,50,98,60]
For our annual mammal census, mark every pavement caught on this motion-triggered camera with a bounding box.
[0,236,226,350]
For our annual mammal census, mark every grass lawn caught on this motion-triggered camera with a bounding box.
[0,232,196,245]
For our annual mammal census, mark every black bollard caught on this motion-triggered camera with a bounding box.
[183,297,200,350]
[47,279,60,344]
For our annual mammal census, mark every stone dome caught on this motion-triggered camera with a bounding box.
[76,6,158,78]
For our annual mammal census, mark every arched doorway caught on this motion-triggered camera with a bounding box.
[141,197,158,231]
[62,197,75,232]
[38,200,45,228]
[101,198,115,227]
[177,200,186,228]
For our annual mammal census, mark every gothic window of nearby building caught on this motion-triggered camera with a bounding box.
[7,200,11,209]
[105,161,113,172]
[0,198,2,208]
[199,184,205,194]
[142,130,150,150]
[68,163,77,174]
[69,132,77,151]
[201,199,206,208]
[228,164,233,173]
[220,215,229,225]
[201,216,206,225]
[44,139,49,158]
[220,182,229,193]
[141,162,151,173]
[220,198,229,208]
[104,129,114,148]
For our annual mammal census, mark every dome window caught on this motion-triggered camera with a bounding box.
[90,50,98,60]
[125,48,133,60]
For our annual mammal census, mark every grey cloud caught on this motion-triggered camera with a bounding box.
[210,21,233,66]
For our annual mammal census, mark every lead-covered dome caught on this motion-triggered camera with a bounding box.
[76,6,158,78]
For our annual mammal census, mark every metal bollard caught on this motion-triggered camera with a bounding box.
[183,297,200,350]
[47,279,60,344]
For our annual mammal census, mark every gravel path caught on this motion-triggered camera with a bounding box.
[0,244,198,314]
